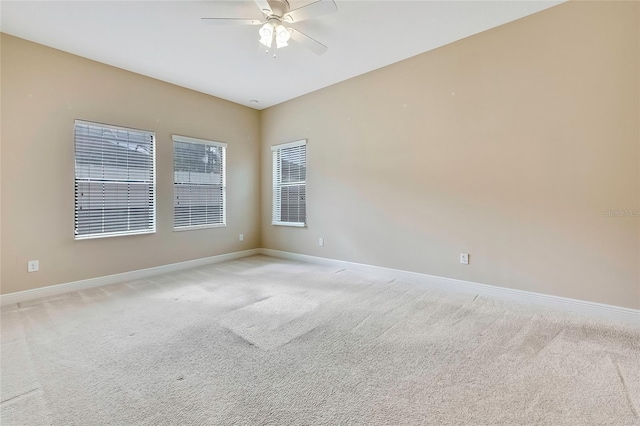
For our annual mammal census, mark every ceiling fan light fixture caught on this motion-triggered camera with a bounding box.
[275,24,291,42]
[275,24,291,48]
[259,22,274,47]
[259,36,273,48]
[259,22,273,38]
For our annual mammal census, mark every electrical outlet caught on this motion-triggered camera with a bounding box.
[28,260,39,272]
[319,237,324,247]
[239,234,244,241]
[460,253,469,265]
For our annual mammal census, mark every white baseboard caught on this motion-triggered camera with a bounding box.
[259,249,640,326]
[0,249,261,307]
[3,247,637,326]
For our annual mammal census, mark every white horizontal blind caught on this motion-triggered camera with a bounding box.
[74,120,156,239]
[173,135,226,230]
[272,140,306,226]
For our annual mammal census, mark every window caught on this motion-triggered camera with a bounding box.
[272,140,306,227]
[74,120,156,239]
[173,135,226,230]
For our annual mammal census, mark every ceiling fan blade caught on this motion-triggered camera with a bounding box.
[284,0,337,23]
[253,0,273,16]
[201,18,262,25]
[288,28,328,55]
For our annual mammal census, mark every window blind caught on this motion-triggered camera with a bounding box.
[173,135,226,230]
[272,140,306,226]
[74,120,156,239]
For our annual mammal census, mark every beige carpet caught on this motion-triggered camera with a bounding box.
[1,255,639,425]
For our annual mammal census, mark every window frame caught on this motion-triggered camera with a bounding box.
[73,119,157,240]
[172,134,227,232]
[271,139,307,227]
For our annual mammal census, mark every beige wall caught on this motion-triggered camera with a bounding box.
[2,2,639,309]
[261,1,640,309]
[1,34,261,295]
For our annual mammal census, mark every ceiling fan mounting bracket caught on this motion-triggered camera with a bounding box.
[265,0,291,19]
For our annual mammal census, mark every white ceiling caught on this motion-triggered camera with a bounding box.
[1,1,562,109]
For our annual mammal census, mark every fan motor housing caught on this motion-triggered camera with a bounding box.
[266,0,290,19]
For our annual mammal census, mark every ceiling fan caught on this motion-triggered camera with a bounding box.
[202,0,337,55]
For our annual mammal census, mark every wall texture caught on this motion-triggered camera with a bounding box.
[261,1,640,309]
[1,34,261,295]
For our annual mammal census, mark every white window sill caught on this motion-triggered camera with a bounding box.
[272,222,306,228]
[174,223,226,232]
[74,229,156,240]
